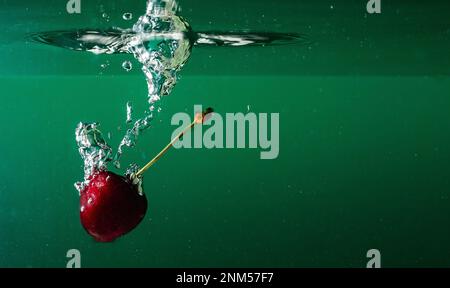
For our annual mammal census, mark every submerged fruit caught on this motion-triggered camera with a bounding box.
[80,171,147,242]
[76,108,212,242]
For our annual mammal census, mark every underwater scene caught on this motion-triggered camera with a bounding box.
[0,0,450,268]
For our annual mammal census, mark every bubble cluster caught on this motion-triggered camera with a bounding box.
[74,122,113,192]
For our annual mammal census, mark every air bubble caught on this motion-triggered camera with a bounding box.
[100,61,109,69]
[122,61,133,72]
[123,12,133,20]
[126,102,133,123]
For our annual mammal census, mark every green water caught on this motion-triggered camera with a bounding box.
[1,0,450,268]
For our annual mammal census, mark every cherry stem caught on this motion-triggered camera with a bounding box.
[135,108,213,177]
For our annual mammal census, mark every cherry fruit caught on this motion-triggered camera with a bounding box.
[80,171,147,242]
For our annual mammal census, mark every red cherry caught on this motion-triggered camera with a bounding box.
[80,171,147,242]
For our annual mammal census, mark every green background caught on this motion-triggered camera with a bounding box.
[0,0,450,267]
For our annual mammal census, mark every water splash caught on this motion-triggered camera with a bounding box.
[30,0,306,189]
[114,1,193,162]
[31,29,305,53]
